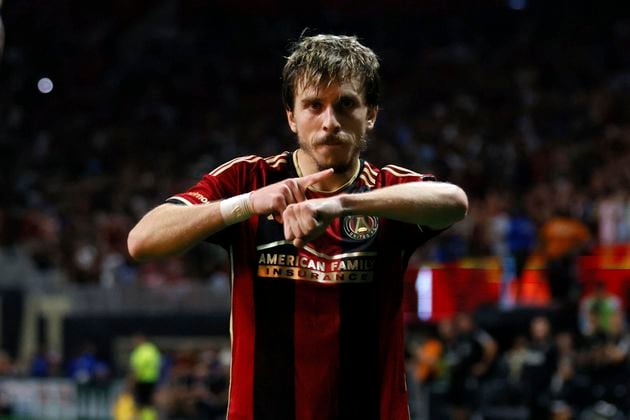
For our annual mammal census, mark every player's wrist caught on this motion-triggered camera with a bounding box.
[220,192,253,225]
[337,194,355,217]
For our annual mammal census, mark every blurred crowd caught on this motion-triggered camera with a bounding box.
[0,335,230,420]
[1,2,630,290]
[1,3,630,419]
[408,289,630,419]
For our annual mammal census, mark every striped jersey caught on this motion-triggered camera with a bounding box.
[167,151,444,420]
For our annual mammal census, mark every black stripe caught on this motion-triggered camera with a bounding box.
[338,282,380,419]
[253,273,295,420]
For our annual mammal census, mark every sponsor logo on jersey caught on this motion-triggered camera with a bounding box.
[257,252,376,284]
[343,215,379,241]
[189,192,209,203]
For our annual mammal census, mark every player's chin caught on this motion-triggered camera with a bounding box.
[316,156,354,173]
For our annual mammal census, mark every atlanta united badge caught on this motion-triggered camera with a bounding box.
[342,215,379,241]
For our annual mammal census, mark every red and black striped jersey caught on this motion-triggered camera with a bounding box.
[167,151,444,420]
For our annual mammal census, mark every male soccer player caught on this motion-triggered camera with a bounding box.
[128,34,468,419]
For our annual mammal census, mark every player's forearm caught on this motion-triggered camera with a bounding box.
[128,203,226,261]
[338,181,468,229]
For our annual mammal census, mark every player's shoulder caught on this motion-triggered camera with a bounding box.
[381,163,430,178]
[261,151,291,170]
[361,161,436,187]
[207,152,290,176]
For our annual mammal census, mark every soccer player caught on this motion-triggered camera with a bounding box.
[128,34,468,419]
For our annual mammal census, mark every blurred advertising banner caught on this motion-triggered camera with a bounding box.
[0,378,120,419]
[404,245,630,322]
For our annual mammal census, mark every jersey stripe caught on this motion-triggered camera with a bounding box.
[361,167,377,186]
[294,283,340,420]
[253,215,296,419]
[264,152,288,165]
[336,221,381,418]
[269,158,288,168]
[364,162,379,179]
[210,155,260,176]
[338,282,380,418]
[227,246,256,419]
[253,277,296,419]
[226,246,235,417]
[382,165,422,177]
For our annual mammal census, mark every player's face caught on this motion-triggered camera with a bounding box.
[286,80,377,173]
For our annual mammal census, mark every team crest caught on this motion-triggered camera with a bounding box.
[343,215,379,241]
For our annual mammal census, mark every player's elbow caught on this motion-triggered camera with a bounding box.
[427,184,468,229]
[448,185,469,222]
[127,227,152,262]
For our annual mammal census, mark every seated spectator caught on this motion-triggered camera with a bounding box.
[579,280,622,336]
[539,210,592,309]
[443,313,497,420]
[521,315,557,420]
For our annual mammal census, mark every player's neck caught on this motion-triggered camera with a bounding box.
[294,149,360,193]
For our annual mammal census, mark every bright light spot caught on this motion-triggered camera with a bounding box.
[37,77,54,94]
[415,266,433,321]
[508,0,527,10]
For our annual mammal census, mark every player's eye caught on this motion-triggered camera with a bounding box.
[309,101,323,111]
[339,97,356,110]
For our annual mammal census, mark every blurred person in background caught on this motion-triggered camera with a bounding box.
[579,280,622,336]
[539,209,592,310]
[443,313,497,420]
[506,202,537,306]
[521,315,557,420]
[129,334,161,420]
[580,310,630,413]
[497,334,529,406]
[128,33,467,419]
[190,347,229,419]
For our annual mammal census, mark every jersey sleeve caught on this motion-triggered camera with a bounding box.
[166,155,260,206]
[165,155,262,247]
[379,164,447,253]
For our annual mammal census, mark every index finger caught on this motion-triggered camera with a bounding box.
[297,168,335,188]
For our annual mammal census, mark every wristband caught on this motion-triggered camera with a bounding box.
[220,192,253,225]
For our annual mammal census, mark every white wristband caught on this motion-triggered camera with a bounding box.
[220,192,253,225]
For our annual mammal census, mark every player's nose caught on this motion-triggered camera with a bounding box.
[321,105,341,133]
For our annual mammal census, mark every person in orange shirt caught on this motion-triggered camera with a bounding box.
[539,210,592,308]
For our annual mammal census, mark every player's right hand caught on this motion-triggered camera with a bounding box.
[249,168,334,223]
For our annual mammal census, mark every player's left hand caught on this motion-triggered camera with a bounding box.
[282,197,343,248]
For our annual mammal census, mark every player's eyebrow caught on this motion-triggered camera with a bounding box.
[300,96,321,104]
[339,93,360,102]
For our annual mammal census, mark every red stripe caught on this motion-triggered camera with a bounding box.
[294,282,340,420]
[227,221,258,419]
[378,254,410,420]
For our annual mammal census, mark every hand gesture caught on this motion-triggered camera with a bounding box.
[282,197,344,248]
[249,168,334,223]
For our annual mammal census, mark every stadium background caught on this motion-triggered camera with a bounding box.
[1,0,630,418]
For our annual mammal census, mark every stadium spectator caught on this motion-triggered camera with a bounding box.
[539,209,592,309]
[190,347,229,420]
[521,315,557,420]
[443,313,497,420]
[579,280,623,336]
[129,334,161,420]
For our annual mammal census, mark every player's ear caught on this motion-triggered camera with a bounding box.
[286,107,297,133]
[366,106,378,130]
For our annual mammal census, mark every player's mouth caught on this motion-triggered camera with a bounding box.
[315,135,350,147]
